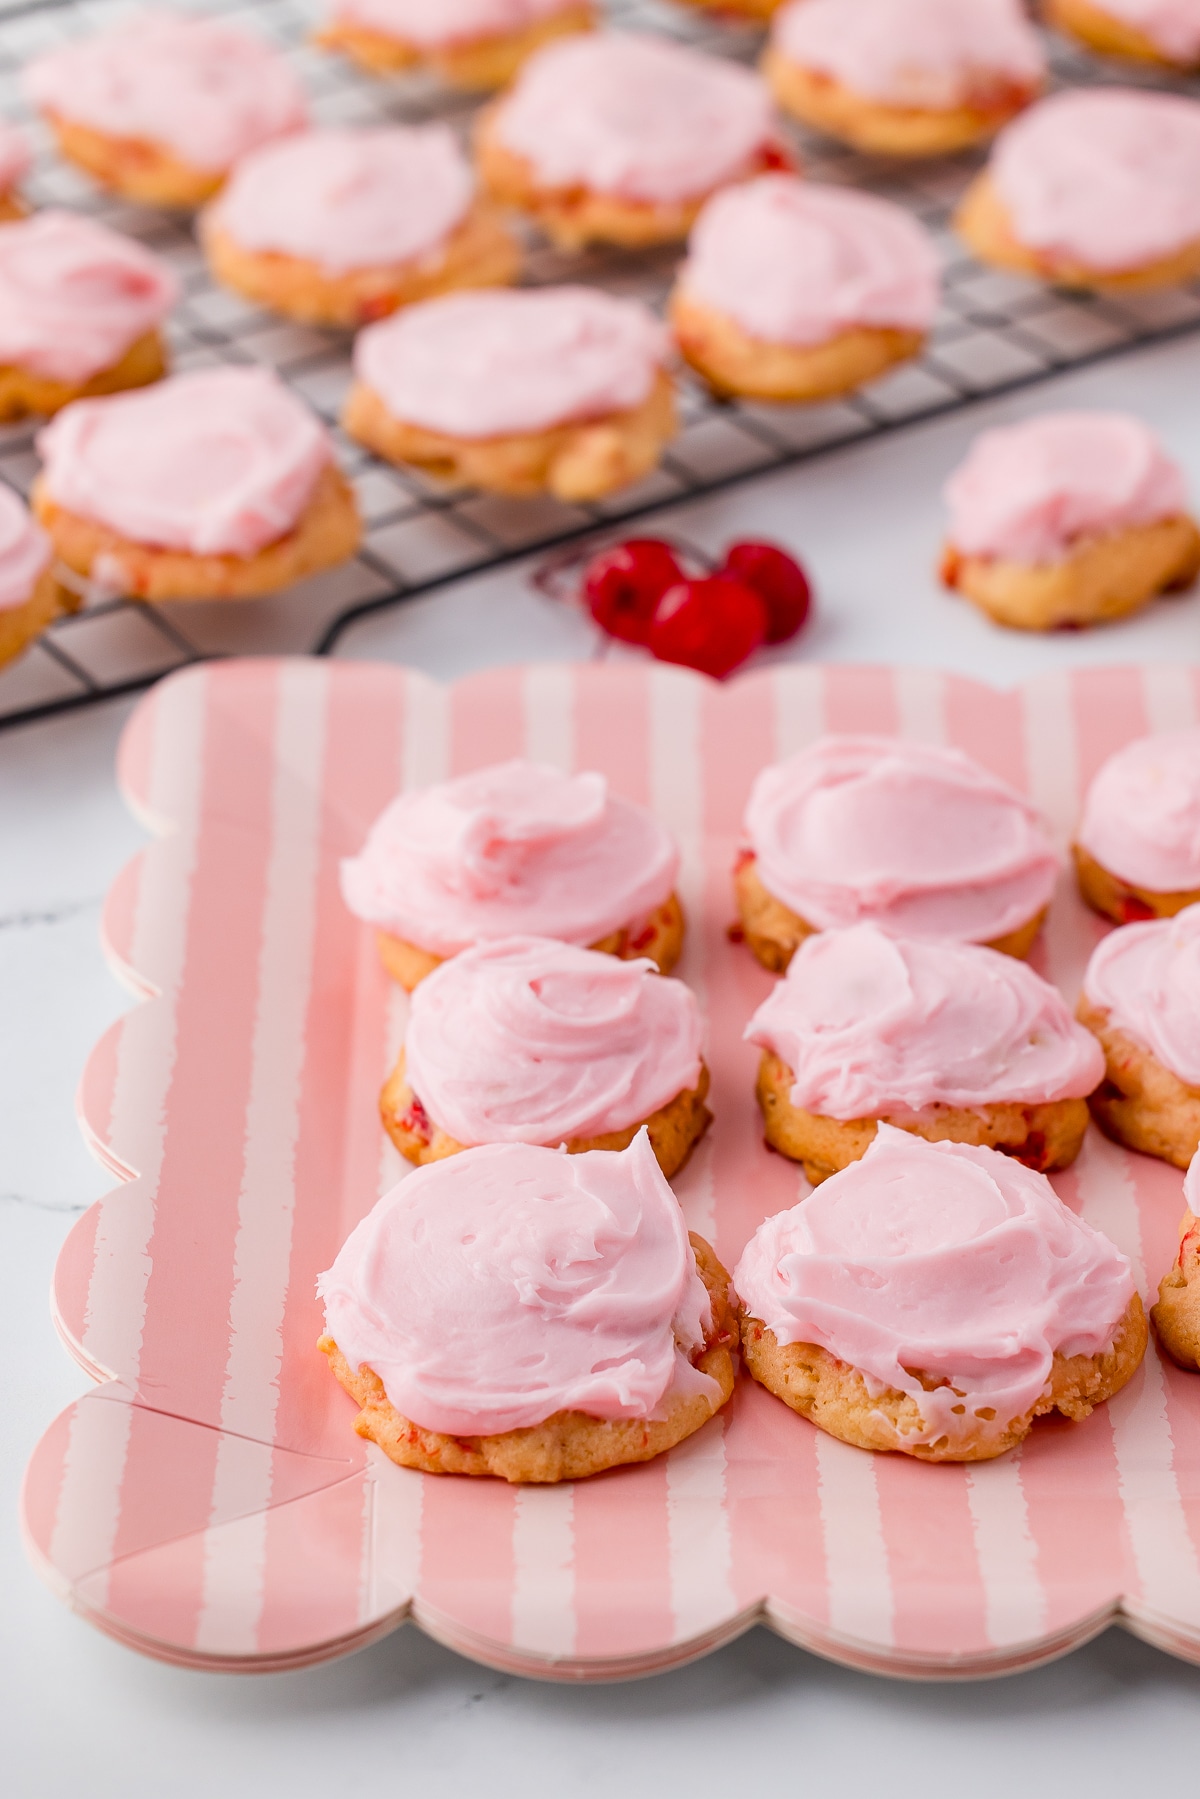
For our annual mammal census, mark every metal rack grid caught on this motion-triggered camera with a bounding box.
[0,0,1198,729]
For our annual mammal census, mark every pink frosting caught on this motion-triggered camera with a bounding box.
[1079,729,1200,892]
[733,1125,1135,1452]
[36,367,330,558]
[328,0,581,48]
[1084,904,1200,1085]
[1087,0,1200,62]
[24,10,307,175]
[0,123,30,194]
[208,126,473,276]
[773,0,1044,107]
[990,88,1200,273]
[492,32,775,205]
[353,287,667,438]
[0,211,179,385]
[678,175,939,348]
[944,413,1188,565]
[746,923,1103,1119]
[743,736,1059,944]
[318,1130,716,1436]
[0,484,50,611]
[405,935,703,1145]
[342,759,678,955]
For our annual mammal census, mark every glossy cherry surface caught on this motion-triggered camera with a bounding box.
[582,538,684,645]
[648,576,767,679]
[718,540,812,644]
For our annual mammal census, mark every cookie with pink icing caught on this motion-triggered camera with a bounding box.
[341,758,683,988]
[477,32,782,250]
[1151,1148,1200,1372]
[1048,0,1200,71]
[0,482,74,668]
[735,1124,1146,1461]
[317,1130,738,1481]
[765,0,1044,157]
[1076,729,1200,922]
[747,923,1102,1181]
[201,126,519,328]
[317,0,595,89]
[342,286,677,502]
[735,734,1059,972]
[32,366,361,603]
[24,10,308,208]
[670,174,940,402]
[0,123,30,218]
[382,935,709,1176]
[941,412,1200,632]
[957,88,1200,290]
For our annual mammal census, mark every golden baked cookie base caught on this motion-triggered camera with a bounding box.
[201,203,520,329]
[956,171,1200,291]
[1153,1209,1200,1372]
[33,463,362,603]
[0,329,167,425]
[342,368,677,502]
[1077,996,1200,1168]
[0,191,26,222]
[315,5,594,89]
[763,50,1035,156]
[318,1232,738,1482]
[44,113,226,207]
[1045,0,1195,68]
[941,516,1200,631]
[740,1294,1147,1462]
[380,1047,712,1178]
[1073,841,1200,926]
[755,1049,1091,1183]
[374,891,686,990]
[0,565,79,669]
[733,854,1045,973]
[670,290,923,402]
[678,0,783,15]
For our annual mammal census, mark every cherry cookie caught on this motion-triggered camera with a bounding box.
[1075,728,1200,923]
[317,0,595,90]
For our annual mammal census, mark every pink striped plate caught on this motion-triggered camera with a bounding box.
[20,658,1200,1678]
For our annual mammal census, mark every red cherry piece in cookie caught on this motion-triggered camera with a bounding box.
[649,576,767,679]
[718,540,812,644]
[582,538,684,645]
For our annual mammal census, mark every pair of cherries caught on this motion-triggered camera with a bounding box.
[582,536,812,679]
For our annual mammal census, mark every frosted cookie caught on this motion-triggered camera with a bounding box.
[956,88,1200,291]
[676,0,784,17]
[734,1125,1146,1461]
[669,175,939,403]
[0,212,178,423]
[736,735,1059,973]
[343,286,675,501]
[1076,729,1200,924]
[1047,0,1200,70]
[747,923,1103,1183]
[1152,1153,1200,1371]
[342,758,682,989]
[476,33,782,250]
[1079,904,1200,1166]
[941,413,1200,631]
[318,1131,738,1482]
[24,11,307,209]
[382,936,710,1176]
[32,367,360,603]
[0,124,30,221]
[765,0,1044,157]
[0,484,77,668]
[317,0,594,89]
[201,126,519,329]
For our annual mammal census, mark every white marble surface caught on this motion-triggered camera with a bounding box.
[7,335,1200,1795]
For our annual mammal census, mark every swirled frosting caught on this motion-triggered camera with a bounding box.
[733,1124,1135,1451]
[743,735,1059,943]
[207,126,474,276]
[0,484,50,611]
[328,0,582,48]
[36,367,331,558]
[0,123,30,193]
[0,211,179,385]
[990,88,1200,273]
[772,0,1044,108]
[1079,729,1200,892]
[944,413,1188,565]
[678,175,939,347]
[1083,903,1200,1085]
[492,32,776,205]
[1087,0,1200,63]
[24,10,308,175]
[405,935,703,1145]
[318,1130,716,1436]
[353,287,667,438]
[342,759,678,955]
[747,923,1103,1119]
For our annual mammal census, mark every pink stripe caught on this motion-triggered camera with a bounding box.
[821,666,901,736]
[873,1458,989,1655]
[724,1380,829,1630]
[1070,668,1148,793]
[572,1463,674,1658]
[418,1479,517,1649]
[256,1478,369,1657]
[115,678,158,817]
[451,668,524,772]
[574,664,653,803]
[943,679,1029,794]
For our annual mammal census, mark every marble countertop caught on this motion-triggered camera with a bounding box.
[6,333,1200,1797]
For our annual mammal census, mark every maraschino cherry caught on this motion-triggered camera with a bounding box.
[648,576,767,680]
[718,540,811,643]
[582,538,683,645]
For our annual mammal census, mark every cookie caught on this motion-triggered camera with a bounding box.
[316,0,594,89]
[1046,0,1200,71]
[1075,729,1200,923]
[1152,1202,1200,1372]
[0,484,78,668]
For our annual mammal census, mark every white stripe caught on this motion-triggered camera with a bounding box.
[894,668,947,744]
[666,1420,735,1643]
[772,665,825,760]
[1021,670,1090,998]
[362,1446,423,1624]
[403,669,450,792]
[522,665,575,771]
[47,1396,133,1591]
[1141,664,1198,734]
[815,1431,895,1647]
[965,1453,1046,1646]
[511,1485,576,1658]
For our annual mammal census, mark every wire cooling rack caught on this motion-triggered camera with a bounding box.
[0,0,1199,729]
